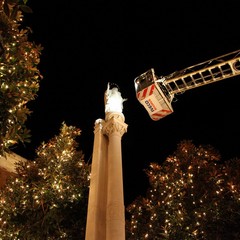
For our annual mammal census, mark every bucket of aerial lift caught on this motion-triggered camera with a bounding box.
[134,68,173,121]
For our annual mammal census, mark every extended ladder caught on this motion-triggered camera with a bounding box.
[162,50,240,95]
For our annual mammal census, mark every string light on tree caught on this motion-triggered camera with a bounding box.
[0,0,43,155]
[126,140,240,239]
[0,123,90,239]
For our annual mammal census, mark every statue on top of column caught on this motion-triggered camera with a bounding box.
[104,83,127,113]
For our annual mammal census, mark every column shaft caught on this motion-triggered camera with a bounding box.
[104,113,127,240]
[106,132,125,240]
[85,119,108,240]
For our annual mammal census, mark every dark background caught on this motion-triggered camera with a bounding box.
[15,0,240,205]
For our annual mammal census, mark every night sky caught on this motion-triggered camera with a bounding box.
[15,1,240,205]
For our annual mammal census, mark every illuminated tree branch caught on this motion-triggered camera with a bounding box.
[0,0,42,155]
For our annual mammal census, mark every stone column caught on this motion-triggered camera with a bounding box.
[85,83,127,240]
[103,112,127,240]
[85,119,108,240]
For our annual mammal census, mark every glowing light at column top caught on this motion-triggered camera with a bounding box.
[104,83,127,113]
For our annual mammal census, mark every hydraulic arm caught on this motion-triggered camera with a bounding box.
[134,50,240,120]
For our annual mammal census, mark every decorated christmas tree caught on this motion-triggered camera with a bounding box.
[126,140,240,239]
[0,122,90,239]
[0,0,42,155]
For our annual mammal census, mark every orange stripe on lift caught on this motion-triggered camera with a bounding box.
[161,109,172,113]
[149,84,155,95]
[153,113,165,117]
[152,115,163,121]
[142,88,148,98]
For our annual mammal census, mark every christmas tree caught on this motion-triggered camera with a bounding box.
[126,140,240,239]
[0,122,90,239]
[0,0,42,155]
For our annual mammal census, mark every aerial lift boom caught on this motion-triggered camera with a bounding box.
[134,49,240,120]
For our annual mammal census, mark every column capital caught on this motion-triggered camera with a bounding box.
[94,118,105,134]
[94,118,105,133]
[103,113,127,137]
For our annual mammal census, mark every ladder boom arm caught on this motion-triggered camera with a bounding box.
[134,49,240,121]
[163,50,240,94]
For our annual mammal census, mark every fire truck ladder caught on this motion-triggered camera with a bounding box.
[161,50,240,95]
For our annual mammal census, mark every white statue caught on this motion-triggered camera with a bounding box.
[104,83,127,113]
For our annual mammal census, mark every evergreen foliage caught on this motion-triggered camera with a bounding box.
[126,140,240,239]
[0,123,90,239]
[0,0,42,155]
